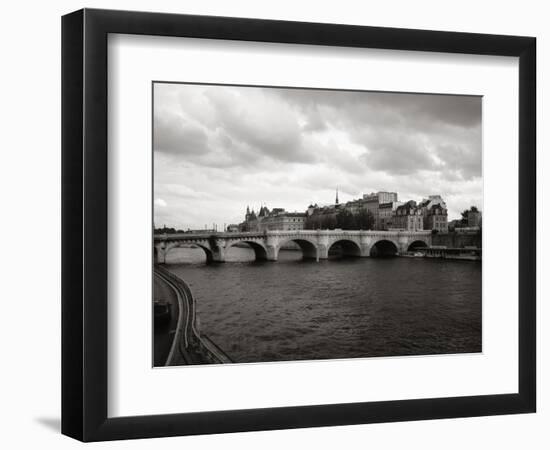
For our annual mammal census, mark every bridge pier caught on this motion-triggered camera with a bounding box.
[266,245,278,262]
[360,244,371,257]
[210,247,225,263]
[397,237,411,255]
[317,244,329,260]
[154,245,167,264]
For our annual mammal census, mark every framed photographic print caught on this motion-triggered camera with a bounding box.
[62,8,536,441]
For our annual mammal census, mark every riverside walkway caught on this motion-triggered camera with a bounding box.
[154,265,232,366]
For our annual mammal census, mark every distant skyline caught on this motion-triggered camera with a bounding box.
[154,83,482,230]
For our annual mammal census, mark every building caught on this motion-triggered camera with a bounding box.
[240,205,306,231]
[226,224,239,232]
[344,198,365,215]
[378,201,403,230]
[258,211,306,231]
[364,191,398,204]
[363,194,379,223]
[240,206,259,231]
[238,191,451,233]
[362,191,398,229]
[425,204,449,233]
[391,200,424,231]
[420,195,446,208]
[418,195,448,231]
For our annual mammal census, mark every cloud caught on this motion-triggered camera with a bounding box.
[436,138,482,181]
[154,198,167,207]
[154,84,319,167]
[202,88,315,163]
[277,89,481,131]
[355,130,439,174]
[154,110,209,155]
[153,83,482,227]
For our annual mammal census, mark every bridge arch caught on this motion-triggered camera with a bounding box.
[370,239,399,257]
[328,239,361,258]
[165,242,214,263]
[226,240,268,261]
[276,238,318,260]
[407,240,429,252]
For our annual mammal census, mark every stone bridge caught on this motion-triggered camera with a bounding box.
[153,230,432,263]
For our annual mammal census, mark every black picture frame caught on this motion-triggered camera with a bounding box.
[62,8,536,442]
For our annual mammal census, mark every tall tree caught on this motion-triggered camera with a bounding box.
[356,209,375,230]
[461,206,480,225]
[336,209,356,229]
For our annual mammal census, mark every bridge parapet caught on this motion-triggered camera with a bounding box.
[153,229,432,241]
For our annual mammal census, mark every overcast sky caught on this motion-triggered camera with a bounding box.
[154,83,482,230]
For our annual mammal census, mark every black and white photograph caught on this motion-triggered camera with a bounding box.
[0,0,543,446]
[152,83,483,367]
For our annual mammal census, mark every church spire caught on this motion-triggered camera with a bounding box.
[335,186,339,205]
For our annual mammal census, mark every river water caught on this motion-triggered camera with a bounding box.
[163,247,481,364]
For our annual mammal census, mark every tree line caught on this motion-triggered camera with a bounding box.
[304,209,375,230]
[154,226,184,234]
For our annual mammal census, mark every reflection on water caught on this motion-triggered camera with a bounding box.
[162,246,482,363]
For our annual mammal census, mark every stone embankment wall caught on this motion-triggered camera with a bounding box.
[431,231,481,248]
